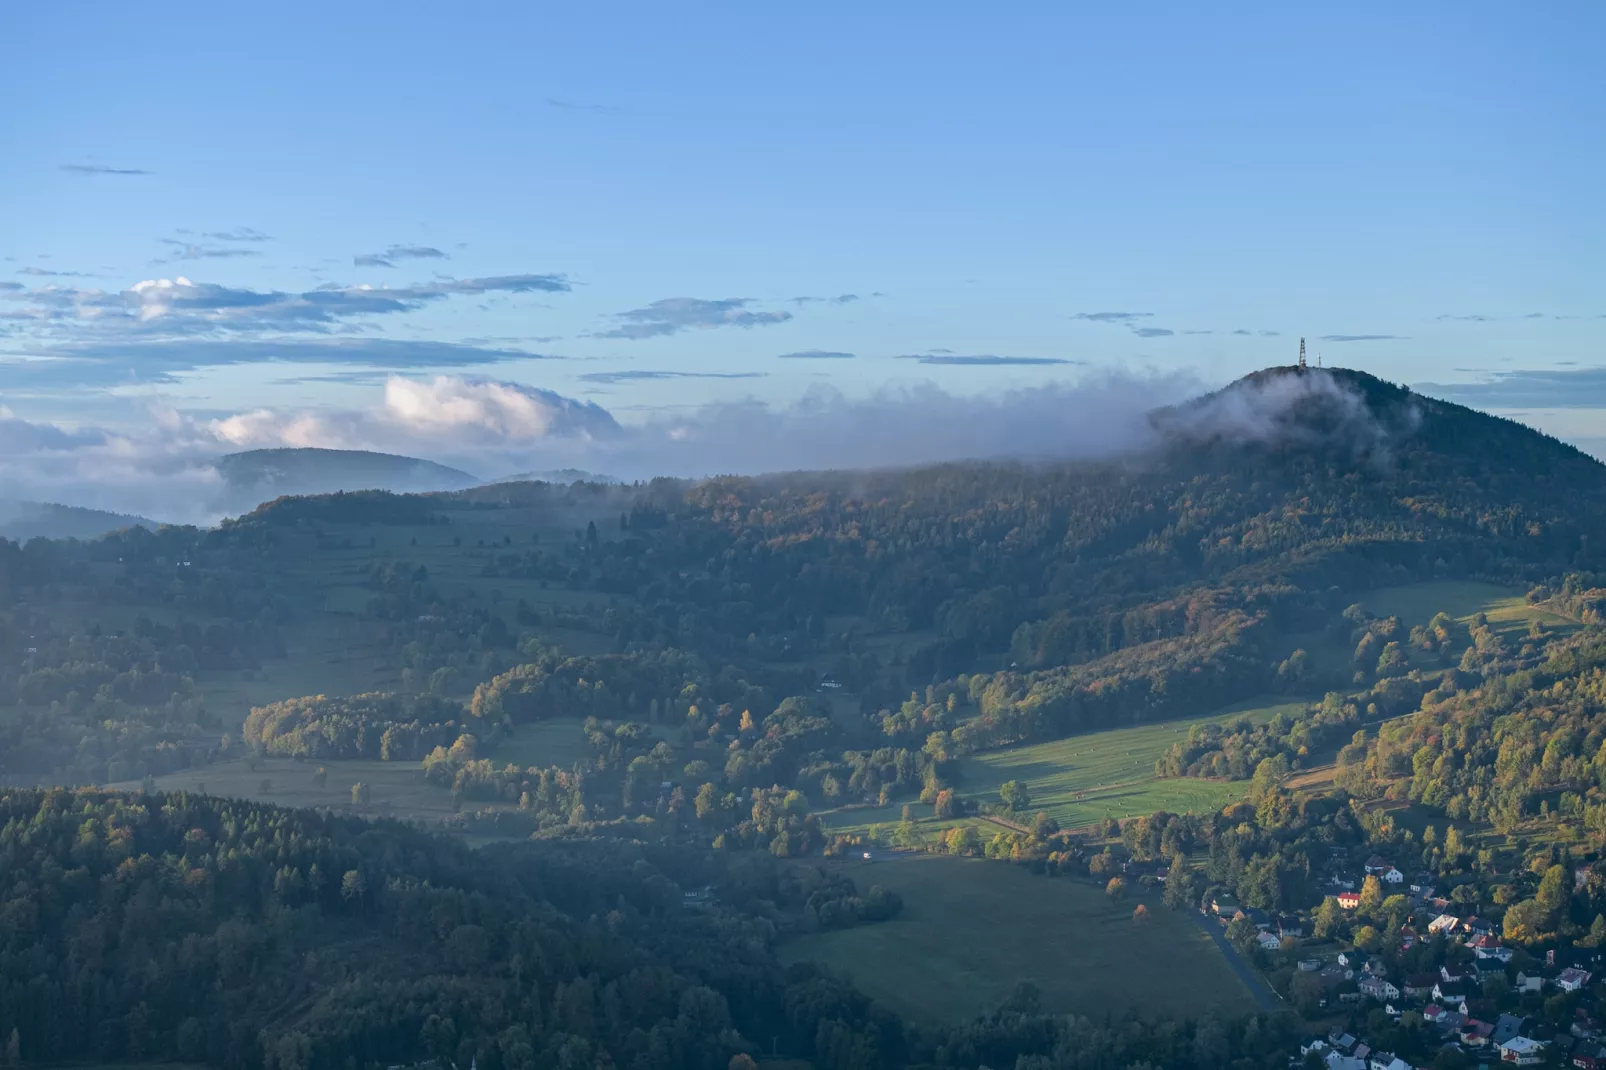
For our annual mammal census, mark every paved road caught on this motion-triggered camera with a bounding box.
[1193,913,1283,1012]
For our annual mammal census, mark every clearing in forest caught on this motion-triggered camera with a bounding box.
[778,853,1256,1024]
[821,695,1304,837]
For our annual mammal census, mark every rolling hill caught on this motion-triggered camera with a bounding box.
[216,447,481,511]
[0,500,156,542]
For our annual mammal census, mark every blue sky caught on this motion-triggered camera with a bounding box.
[2,2,1604,469]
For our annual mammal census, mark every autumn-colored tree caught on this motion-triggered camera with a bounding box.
[1536,864,1569,927]
[1357,874,1384,917]
[1133,903,1150,923]
[1313,896,1344,938]
[1226,913,1259,954]
[1106,877,1126,900]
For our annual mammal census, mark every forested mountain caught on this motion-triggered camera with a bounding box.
[6,366,1606,1070]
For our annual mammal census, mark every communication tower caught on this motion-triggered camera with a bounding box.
[1298,337,1307,370]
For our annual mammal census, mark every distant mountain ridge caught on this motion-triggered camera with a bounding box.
[216,448,481,511]
[488,468,618,485]
[0,501,156,542]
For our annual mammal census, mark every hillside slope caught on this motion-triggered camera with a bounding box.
[624,365,1605,638]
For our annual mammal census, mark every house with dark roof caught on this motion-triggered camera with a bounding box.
[1560,967,1593,992]
[1574,1042,1606,1070]
[1403,974,1439,998]
[1494,1014,1529,1045]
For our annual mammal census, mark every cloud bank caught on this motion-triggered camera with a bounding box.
[0,370,1203,524]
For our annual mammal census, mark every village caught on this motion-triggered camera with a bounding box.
[1199,852,1605,1070]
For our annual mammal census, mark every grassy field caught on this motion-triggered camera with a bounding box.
[1355,579,1573,635]
[821,695,1303,837]
[116,757,463,823]
[778,853,1255,1024]
[1282,579,1568,681]
[485,716,670,770]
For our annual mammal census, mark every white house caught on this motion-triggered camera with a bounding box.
[1257,930,1284,951]
[1560,968,1593,992]
[1500,1037,1544,1066]
[1433,983,1467,1005]
[1470,935,1514,962]
[1360,977,1401,1001]
[1382,867,1405,884]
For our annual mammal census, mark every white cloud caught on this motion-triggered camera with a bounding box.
[382,376,618,442]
